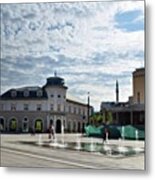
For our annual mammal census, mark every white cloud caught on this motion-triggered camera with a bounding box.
[1,1,144,111]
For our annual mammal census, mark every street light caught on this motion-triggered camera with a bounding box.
[87,92,90,125]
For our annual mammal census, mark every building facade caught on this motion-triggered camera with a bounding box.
[100,67,145,126]
[132,68,145,104]
[0,76,93,133]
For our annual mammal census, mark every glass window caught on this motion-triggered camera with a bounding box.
[11,90,17,97]
[68,106,71,113]
[58,94,61,98]
[24,90,29,97]
[137,92,140,104]
[11,104,16,111]
[50,104,54,111]
[37,90,43,97]
[24,104,29,111]
[51,94,54,98]
[0,104,4,111]
[36,104,42,111]
[74,107,76,114]
[57,104,61,111]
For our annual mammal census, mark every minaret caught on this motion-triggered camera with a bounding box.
[54,71,57,77]
[116,80,119,103]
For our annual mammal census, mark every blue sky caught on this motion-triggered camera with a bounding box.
[1,1,144,111]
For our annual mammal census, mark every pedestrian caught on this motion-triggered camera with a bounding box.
[102,127,106,144]
[48,124,55,141]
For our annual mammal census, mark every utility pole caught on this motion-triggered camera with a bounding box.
[116,80,119,103]
[87,92,90,124]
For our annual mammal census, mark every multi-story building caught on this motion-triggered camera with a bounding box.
[100,68,145,125]
[0,75,93,133]
[132,68,145,104]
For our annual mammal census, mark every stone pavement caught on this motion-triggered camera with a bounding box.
[0,133,145,170]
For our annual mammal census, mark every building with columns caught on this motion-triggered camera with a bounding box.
[0,75,93,133]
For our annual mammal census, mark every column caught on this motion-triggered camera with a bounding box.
[61,116,64,134]
[130,111,133,125]
[54,115,57,132]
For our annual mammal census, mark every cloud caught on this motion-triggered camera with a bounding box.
[1,1,144,111]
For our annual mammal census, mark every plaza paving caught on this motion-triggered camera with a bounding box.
[0,134,145,170]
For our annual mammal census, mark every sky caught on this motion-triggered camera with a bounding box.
[1,0,144,111]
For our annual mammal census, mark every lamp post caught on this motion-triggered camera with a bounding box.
[87,92,90,125]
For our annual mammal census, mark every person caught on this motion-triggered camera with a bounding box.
[102,128,106,144]
[48,124,55,141]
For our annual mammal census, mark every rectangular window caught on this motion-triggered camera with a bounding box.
[50,104,54,111]
[57,104,61,112]
[78,107,81,115]
[0,104,4,111]
[24,104,29,111]
[68,106,71,113]
[74,107,76,114]
[37,104,42,111]
[137,92,140,104]
[11,104,16,111]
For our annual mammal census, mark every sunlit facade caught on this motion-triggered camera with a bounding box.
[0,76,93,133]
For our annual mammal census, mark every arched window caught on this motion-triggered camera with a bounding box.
[37,90,43,97]
[11,90,17,97]
[9,118,17,132]
[24,90,29,97]
[22,117,29,132]
[35,119,43,133]
[0,117,5,132]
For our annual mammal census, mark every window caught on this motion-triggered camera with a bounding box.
[11,104,16,111]
[11,90,17,97]
[23,117,28,121]
[78,108,81,115]
[24,104,29,111]
[36,104,42,111]
[137,92,140,104]
[24,90,29,97]
[58,95,61,98]
[0,104,4,111]
[68,106,71,113]
[37,90,43,97]
[50,104,54,111]
[74,107,76,114]
[51,94,54,98]
[57,104,61,111]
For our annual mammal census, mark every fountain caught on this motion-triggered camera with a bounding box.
[105,131,109,144]
[37,134,43,145]
[90,137,96,152]
[117,126,128,154]
[75,134,82,150]
[49,124,67,148]
[134,129,143,153]
[121,126,125,140]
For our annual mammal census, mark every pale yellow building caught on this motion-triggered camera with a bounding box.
[132,68,145,104]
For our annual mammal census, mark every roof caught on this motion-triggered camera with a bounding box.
[0,86,47,100]
[43,76,68,89]
[66,99,93,108]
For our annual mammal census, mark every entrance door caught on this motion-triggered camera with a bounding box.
[78,122,81,133]
[56,119,61,133]
[22,117,29,132]
[9,118,17,132]
[35,119,43,133]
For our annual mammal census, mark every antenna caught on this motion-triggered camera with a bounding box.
[54,71,57,77]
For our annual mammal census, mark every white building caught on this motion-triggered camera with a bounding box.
[0,75,93,133]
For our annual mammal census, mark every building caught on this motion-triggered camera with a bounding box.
[100,68,145,125]
[132,67,145,104]
[0,75,93,133]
